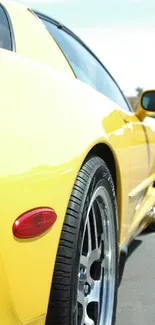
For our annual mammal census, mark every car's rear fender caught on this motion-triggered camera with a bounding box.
[0,49,129,323]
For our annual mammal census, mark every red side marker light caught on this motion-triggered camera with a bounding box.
[13,208,57,239]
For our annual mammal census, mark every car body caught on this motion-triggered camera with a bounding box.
[0,1,155,325]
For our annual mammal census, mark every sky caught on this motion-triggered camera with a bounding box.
[13,0,155,95]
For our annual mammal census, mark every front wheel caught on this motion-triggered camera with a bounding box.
[46,156,118,325]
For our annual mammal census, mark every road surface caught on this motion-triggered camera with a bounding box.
[116,230,155,325]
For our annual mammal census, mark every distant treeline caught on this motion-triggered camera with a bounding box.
[128,96,139,112]
[127,87,143,112]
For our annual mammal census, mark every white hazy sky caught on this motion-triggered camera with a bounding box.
[13,0,155,95]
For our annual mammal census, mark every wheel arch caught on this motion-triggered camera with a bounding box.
[84,143,122,234]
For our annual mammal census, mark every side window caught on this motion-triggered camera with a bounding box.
[0,5,12,51]
[97,66,131,111]
[41,19,98,88]
[41,18,130,111]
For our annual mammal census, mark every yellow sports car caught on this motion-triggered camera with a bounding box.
[0,1,155,325]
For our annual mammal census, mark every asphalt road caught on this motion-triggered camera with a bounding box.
[116,230,155,325]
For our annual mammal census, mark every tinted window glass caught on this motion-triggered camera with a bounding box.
[42,18,130,111]
[0,5,12,50]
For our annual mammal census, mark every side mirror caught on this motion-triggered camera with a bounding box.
[136,90,155,121]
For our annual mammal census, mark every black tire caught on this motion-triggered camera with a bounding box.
[46,156,118,325]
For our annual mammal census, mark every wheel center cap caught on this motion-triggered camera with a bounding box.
[78,268,91,296]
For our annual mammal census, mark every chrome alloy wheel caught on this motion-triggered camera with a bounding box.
[77,186,116,325]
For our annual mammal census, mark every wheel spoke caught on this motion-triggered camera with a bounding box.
[78,290,85,308]
[81,311,95,325]
[89,246,101,267]
[92,204,99,250]
[88,280,101,303]
[87,216,92,254]
[78,290,95,325]
[84,315,95,325]
[80,255,89,269]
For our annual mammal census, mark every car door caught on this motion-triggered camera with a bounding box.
[117,108,150,228]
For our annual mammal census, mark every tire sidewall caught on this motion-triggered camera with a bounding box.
[70,158,118,325]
